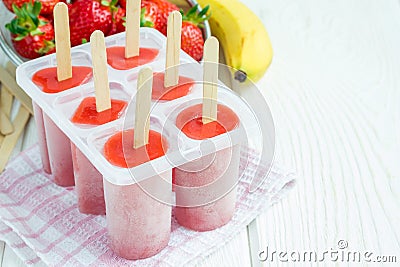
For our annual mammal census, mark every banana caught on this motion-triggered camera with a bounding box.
[197,0,273,83]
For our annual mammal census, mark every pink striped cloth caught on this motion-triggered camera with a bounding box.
[0,145,295,266]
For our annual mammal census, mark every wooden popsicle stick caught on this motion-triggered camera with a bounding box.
[90,30,111,112]
[134,67,153,149]
[0,66,33,114]
[0,84,14,142]
[5,61,16,78]
[202,36,219,124]
[164,11,182,88]
[54,2,72,81]
[0,106,30,172]
[0,109,14,135]
[125,0,141,58]
[1,84,13,117]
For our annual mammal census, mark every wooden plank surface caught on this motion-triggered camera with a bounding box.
[251,0,400,265]
[1,0,400,266]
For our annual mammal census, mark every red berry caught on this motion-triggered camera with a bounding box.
[181,21,204,61]
[3,0,60,15]
[150,0,179,35]
[68,0,118,46]
[5,2,55,59]
[119,0,126,9]
[108,7,126,35]
[180,4,210,61]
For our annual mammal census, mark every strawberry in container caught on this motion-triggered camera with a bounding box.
[5,2,55,59]
[2,0,211,64]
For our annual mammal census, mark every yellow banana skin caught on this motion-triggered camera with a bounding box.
[197,0,273,83]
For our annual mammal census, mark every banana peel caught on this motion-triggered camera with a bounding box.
[197,0,273,83]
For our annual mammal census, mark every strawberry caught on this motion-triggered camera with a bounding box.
[108,7,126,35]
[118,0,179,35]
[2,0,60,15]
[113,1,160,33]
[118,0,126,9]
[5,2,55,59]
[151,0,179,35]
[180,4,209,61]
[140,1,160,28]
[68,0,119,46]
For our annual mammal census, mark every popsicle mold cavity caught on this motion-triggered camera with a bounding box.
[176,103,239,139]
[151,72,195,101]
[32,66,92,94]
[103,127,172,259]
[44,114,74,187]
[71,143,105,215]
[106,47,159,70]
[105,30,164,71]
[104,171,172,260]
[32,103,51,174]
[104,129,168,168]
[174,103,241,231]
[68,85,128,215]
[28,50,93,95]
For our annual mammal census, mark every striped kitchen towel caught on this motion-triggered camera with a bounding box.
[0,144,295,266]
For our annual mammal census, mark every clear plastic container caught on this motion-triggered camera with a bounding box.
[172,103,241,231]
[63,82,129,214]
[71,144,105,215]
[99,122,172,259]
[16,28,261,259]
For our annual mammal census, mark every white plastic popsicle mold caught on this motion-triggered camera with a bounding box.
[16,28,261,186]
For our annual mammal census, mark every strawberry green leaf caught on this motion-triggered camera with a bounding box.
[101,0,110,7]
[140,8,154,28]
[36,39,55,55]
[181,4,211,27]
[31,1,42,17]
[30,28,44,36]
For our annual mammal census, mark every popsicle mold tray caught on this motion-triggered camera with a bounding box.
[16,28,257,185]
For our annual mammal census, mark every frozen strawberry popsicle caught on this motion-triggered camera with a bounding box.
[106,47,159,70]
[152,72,194,101]
[174,103,240,231]
[32,102,51,174]
[32,66,92,93]
[29,3,93,177]
[32,67,92,185]
[103,129,172,259]
[70,97,127,215]
[43,114,74,186]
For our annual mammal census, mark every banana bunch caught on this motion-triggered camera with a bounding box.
[197,0,273,83]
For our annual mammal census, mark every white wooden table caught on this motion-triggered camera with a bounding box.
[1,0,400,266]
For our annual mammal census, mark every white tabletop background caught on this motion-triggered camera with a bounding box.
[1,0,400,266]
